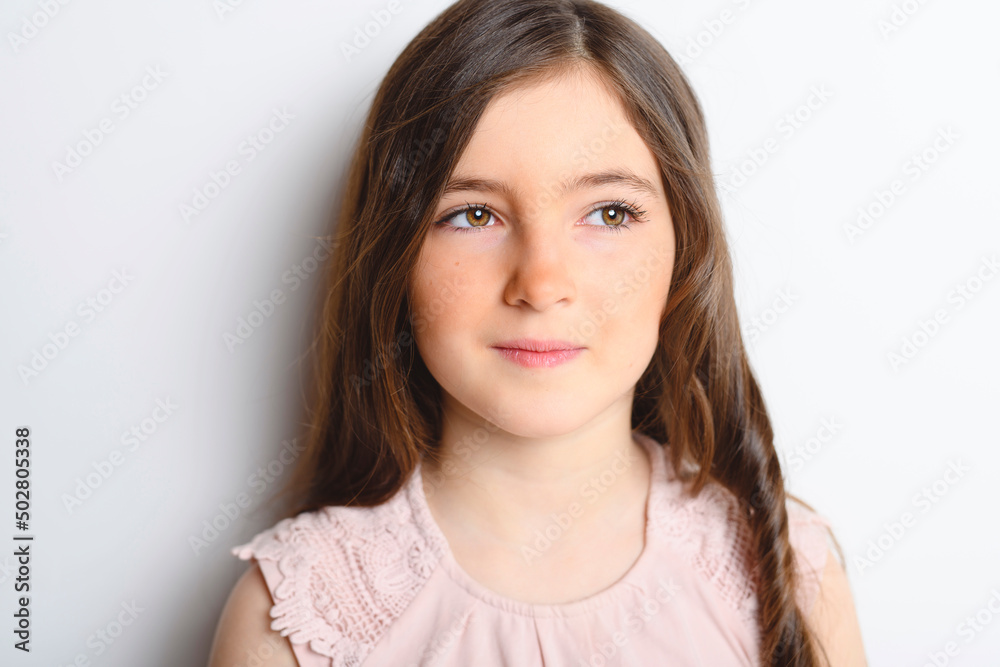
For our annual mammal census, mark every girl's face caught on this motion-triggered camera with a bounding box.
[409,65,675,438]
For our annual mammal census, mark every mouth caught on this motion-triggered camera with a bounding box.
[490,339,585,368]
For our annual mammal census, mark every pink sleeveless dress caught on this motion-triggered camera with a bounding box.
[232,431,834,666]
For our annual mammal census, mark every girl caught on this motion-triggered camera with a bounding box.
[208,0,866,665]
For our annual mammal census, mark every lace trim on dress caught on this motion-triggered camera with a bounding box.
[647,473,761,630]
[231,479,445,667]
[641,433,832,631]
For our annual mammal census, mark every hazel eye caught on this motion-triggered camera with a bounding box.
[436,204,496,232]
[599,206,627,226]
[463,207,492,228]
[587,201,646,233]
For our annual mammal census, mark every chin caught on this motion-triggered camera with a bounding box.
[476,395,602,439]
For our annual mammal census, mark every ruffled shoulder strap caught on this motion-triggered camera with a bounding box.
[786,498,834,617]
[231,472,445,666]
[640,433,834,629]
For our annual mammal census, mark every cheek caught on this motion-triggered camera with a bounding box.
[586,244,673,360]
[631,238,674,313]
[596,244,673,319]
[410,253,478,344]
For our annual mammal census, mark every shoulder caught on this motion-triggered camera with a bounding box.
[648,464,841,631]
[207,563,297,666]
[228,481,445,665]
[808,548,869,666]
[786,500,868,665]
[775,499,868,664]
[785,498,836,616]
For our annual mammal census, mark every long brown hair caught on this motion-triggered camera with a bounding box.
[279,0,840,664]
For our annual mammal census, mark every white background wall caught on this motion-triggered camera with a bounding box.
[1,0,997,665]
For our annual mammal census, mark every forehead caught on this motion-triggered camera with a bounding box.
[451,66,660,187]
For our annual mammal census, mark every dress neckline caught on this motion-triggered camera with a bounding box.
[406,430,669,618]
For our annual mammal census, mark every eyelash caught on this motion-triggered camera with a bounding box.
[434,199,648,235]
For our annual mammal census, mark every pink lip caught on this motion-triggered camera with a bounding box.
[491,339,584,368]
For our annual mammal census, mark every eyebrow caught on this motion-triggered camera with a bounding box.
[441,169,660,200]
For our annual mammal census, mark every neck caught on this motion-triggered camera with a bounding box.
[420,393,652,551]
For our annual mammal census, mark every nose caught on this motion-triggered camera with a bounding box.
[502,222,577,310]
